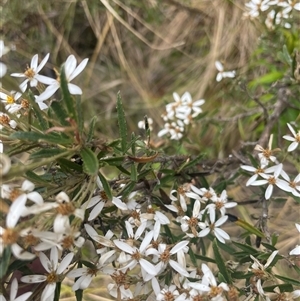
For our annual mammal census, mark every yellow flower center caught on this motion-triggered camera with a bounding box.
[46,272,58,283]
[6,96,15,104]
[24,67,35,79]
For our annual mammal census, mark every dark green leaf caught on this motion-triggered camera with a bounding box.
[50,101,69,126]
[213,239,232,284]
[25,170,51,185]
[10,131,72,144]
[98,171,113,200]
[193,254,216,263]
[274,274,300,286]
[188,248,198,267]
[86,116,97,143]
[60,64,76,119]
[30,148,66,159]
[80,147,99,175]
[130,163,137,182]
[118,181,135,199]
[116,91,128,153]
[54,282,61,301]
[0,247,11,278]
[232,241,258,254]
[57,158,83,173]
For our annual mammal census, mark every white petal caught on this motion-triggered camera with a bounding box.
[99,249,115,265]
[288,141,298,152]
[215,61,223,71]
[14,292,32,301]
[30,54,38,70]
[39,251,51,273]
[265,184,273,200]
[0,62,7,78]
[88,201,105,220]
[36,53,50,73]
[113,240,134,254]
[27,191,43,205]
[65,55,77,78]
[10,278,18,300]
[7,194,26,228]
[139,230,153,253]
[57,252,74,274]
[112,198,128,210]
[67,268,87,279]
[69,58,89,81]
[11,244,35,260]
[169,259,189,277]
[139,258,157,275]
[36,84,59,102]
[264,250,278,268]
[68,83,82,95]
[41,283,56,301]
[170,240,189,255]
[21,275,47,283]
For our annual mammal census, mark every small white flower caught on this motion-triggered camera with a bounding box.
[21,247,74,301]
[0,278,32,301]
[188,263,229,297]
[250,163,291,199]
[146,240,190,277]
[215,61,236,82]
[198,214,230,244]
[283,123,300,152]
[254,134,279,166]
[114,230,157,281]
[35,54,89,102]
[11,53,50,91]
[85,177,120,220]
[68,250,115,291]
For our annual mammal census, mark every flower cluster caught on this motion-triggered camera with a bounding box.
[158,92,205,140]
[244,0,300,29]
[241,130,300,200]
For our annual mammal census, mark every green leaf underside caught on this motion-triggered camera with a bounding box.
[80,147,99,175]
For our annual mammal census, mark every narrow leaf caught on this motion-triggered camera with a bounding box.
[274,274,300,286]
[235,219,265,238]
[80,147,99,175]
[213,239,232,284]
[98,171,113,200]
[30,148,66,159]
[116,91,128,153]
[130,163,137,182]
[60,64,76,119]
[87,116,97,143]
[50,101,69,126]
[0,247,11,278]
